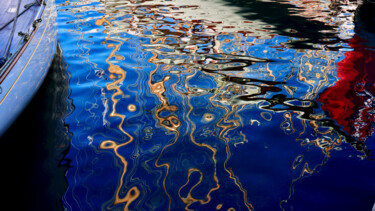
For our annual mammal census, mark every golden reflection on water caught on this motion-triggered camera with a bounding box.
[68,0,366,210]
[96,16,140,210]
[148,63,181,132]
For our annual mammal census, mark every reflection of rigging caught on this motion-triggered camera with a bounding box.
[93,0,372,210]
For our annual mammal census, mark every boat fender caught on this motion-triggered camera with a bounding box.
[33,18,42,28]
[18,32,30,41]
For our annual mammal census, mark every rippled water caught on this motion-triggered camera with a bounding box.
[55,0,375,210]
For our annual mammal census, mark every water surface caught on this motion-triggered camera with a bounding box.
[56,0,375,210]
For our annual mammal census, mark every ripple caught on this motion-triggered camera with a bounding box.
[57,0,375,210]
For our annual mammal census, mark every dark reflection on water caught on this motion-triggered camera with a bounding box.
[0,44,72,210]
[57,0,375,210]
[220,0,345,49]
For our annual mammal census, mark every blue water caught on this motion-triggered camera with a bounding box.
[53,0,375,210]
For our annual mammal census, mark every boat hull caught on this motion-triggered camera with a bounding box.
[0,0,57,136]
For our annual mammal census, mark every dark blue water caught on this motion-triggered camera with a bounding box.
[3,0,375,210]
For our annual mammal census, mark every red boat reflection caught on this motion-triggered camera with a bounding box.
[318,34,375,142]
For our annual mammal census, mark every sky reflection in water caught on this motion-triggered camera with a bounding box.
[57,0,375,210]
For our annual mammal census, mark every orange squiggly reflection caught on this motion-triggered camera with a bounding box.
[96,17,139,210]
[100,140,140,210]
[185,74,221,208]
[148,50,181,210]
[178,168,204,210]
